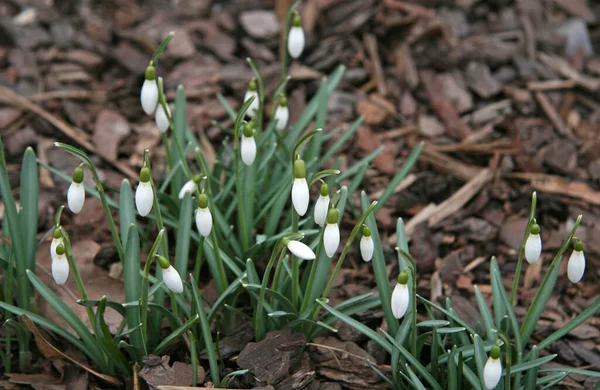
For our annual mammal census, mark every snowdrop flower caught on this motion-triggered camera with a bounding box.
[391,272,409,319]
[52,244,69,285]
[244,78,259,119]
[291,158,309,216]
[67,166,85,214]
[141,65,159,115]
[483,345,502,390]
[524,222,541,264]
[287,11,305,59]
[157,255,183,293]
[135,166,153,217]
[324,208,340,258]
[285,239,316,260]
[314,183,330,227]
[360,225,374,262]
[241,122,256,166]
[50,228,64,263]
[195,193,213,238]
[274,95,289,131]
[178,174,201,199]
[567,239,585,283]
[155,99,171,133]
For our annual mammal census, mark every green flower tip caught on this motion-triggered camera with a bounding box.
[198,193,208,209]
[573,239,584,252]
[320,183,329,197]
[53,228,62,239]
[279,95,288,107]
[72,166,84,184]
[156,255,170,270]
[145,65,156,81]
[192,174,202,184]
[55,244,65,256]
[243,122,254,138]
[248,78,257,91]
[292,11,302,27]
[530,223,540,235]
[362,225,372,237]
[326,208,339,224]
[398,271,408,285]
[490,345,501,359]
[293,159,306,179]
[140,167,151,183]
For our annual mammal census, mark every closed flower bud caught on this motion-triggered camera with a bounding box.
[391,272,409,319]
[141,65,159,115]
[157,256,183,293]
[135,166,153,217]
[52,244,69,285]
[244,78,259,119]
[567,239,585,283]
[179,175,201,199]
[285,239,316,260]
[524,222,541,264]
[360,225,374,262]
[67,166,85,214]
[50,228,64,263]
[274,95,289,131]
[241,122,257,166]
[314,183,330,227]
[287,12,305,59]
[483,346,502,390]
[195,193,212,237]
[324,209,340,258]
[291,159,309,216]
[155,100,171,133]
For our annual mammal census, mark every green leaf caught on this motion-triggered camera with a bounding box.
[315,117,363,168]
[472,334,487,388]
[510,353,556,374]
[153,314,199,355]
[124,224,142,351]
[474,285,497,342]
[417,320,450,328]
[524,345,539,389]
[20,147,38,272]
[308,169,340,187]
[119,179,136,248]
[490,258,522,354]
[174,194,193,277]
[171,85,188,192]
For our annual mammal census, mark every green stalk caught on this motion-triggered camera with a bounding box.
[209,228,228,294]
[247,58,265,135]
[510,192,537,306]
[291,211,300,307]
[150,32,175,65]
[300,230,325,313]
[194,237,205,285]
[140,230,165,356]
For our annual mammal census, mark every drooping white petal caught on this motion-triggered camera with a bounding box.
[244,90,259,118]
[52,253,69,285]
[324,223,340,258]
[313,195,329,227]
[162,265,184,293]
[141,79,159,115]
[524,233,542,264]
[195,207,213,237]
[287,240,316,260]
[50,237,64,262]
[178,180,198,199]
[67,182,85,214]
[567,250,585,283]
[135,181,154,217]
[391,283,409,319]
[360,236,374,262]
[155,104,171,133]
[483,357,502,390]
[274,105,289,131]
[241,136,257,166]
[292,178,309,216]
[287,26,305,59]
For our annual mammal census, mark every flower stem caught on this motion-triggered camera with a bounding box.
[291,210,300,307]
[510,192,537,306]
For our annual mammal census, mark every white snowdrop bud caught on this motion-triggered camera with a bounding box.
[155,101,171,133]
[360,225,374,262]
[52,244,69,285]
[567,239,585,283]
[483,346,502,390]
[141,65,159,115]
[195,194,213,238]
[286,239,316,260]
[158,256,183,293]
[291,159,309,216]
[524,222,541,264]
[244,78,259,119]
[135,166,154,217]
[178,175,201,199]
[324,209,340,258]
[274,95,289,131]
[50,228,64,263]
[67,166,85,214]
[314,183,330,227]
[287,12,305,59]
[241,122,257,166]
[391,272,409,319]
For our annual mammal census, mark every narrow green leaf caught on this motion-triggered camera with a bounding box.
[20,147,38,272]
[119,179,136,248]
[174,194,193,277]
[124,224,142,351]
[474,285,497,342]
[153,314,199,355]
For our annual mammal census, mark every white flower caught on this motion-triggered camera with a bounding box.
[483,356,502,390]
[135,181,153,217]
[314,194,329,227]
[52,246,69,285]
[241,135,256,166]
[67,182,85,214]
[195,207,213,237]
[178,179,198,199]
[360,235,374,262]
[244,79,259,119]
[274,102,289,131]
[162,265,184,293]
[391,281,409,319]
[324,223,340,258]
[292,178,309,216]
[140,68,158,115]
[287,13,305,59]
[567,247,585,283]
[155,102,171,133]
[50,230,64,263]
[286,240,316,260]
[524,223,541,264]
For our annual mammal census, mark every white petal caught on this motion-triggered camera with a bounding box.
[524,233,542,264]
[287,26,305,59]
[155,104,171,133]
[67,182,85,214]
[287,240,316,260]
[135,181,154,217]
[324,223,340,258]
[195,207,213,237]
[52,254,69,285]
[313,195,329,227]
[274,105,289,131]
[360,236,374,262]
[178,180,198,199]
[162,265,184,293]
[292,178,309,216]
[244,90,259,118]
[141,79,159,115]
[567,250,585,283]
[391,283,409,319]
[483,357,502,390]
[50,237,64,262]
[241,136,257,166]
